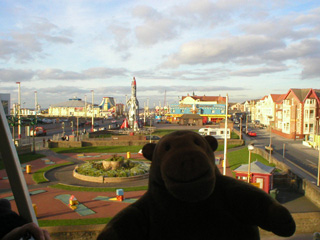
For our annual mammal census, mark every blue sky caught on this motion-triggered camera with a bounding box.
[0,0,319,108]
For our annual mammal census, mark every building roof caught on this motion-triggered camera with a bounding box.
[290,88,312,102]
[234,161,275,174]
[50,96,93,108]
[180,114,203,119]
[182,95,226,104]
[270,94,285,103]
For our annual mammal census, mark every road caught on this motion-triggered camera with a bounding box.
[239,125,319,183]
[11,118,124,147]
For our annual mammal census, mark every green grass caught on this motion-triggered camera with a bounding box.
[227,147,275,171]
[152,129,198,136]
[51,145,144,154]
[51,143,241,154]
[231,131,239,139]
[32,162,73,184]
[38,218,112,227]
[217,144,242,152]
[49,183,148,192]
[0,153,46,170]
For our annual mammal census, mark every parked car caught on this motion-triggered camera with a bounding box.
[30,127,47,136]
[146,135,161,140]
[247,131,257,137]
[77,122,85,127]
[41,118,53,124]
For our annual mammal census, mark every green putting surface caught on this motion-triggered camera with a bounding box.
[94,196,137,203]
[41,158,55,164]
[55,194,96,216]
[3,189,47,201]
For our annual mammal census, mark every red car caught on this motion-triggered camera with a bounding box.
[247,131,257,137]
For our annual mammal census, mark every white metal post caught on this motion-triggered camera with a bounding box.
[223,94,228,176]
[91,90,94,132]
[16,82,21,140]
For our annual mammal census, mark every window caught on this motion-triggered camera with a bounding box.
[305,124,308,132]
[310,124,314,133]
[310,110,314,119]
[211,110,215,113]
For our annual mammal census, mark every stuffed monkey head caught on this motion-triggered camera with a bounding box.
[142,130,219,202]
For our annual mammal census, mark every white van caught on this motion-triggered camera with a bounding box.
[199,128,230,139]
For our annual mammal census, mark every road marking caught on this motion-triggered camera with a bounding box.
[285,158,317,179]
[305,159,316,166]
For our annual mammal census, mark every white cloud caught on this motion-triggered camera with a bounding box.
[0,68,35,82]
[0,17,73,62]
[230,66,288,77]
[300,58,320,79]
[162,35,283,67]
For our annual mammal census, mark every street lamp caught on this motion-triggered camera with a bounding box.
[247,144,254,183]
[16,82,21,140]
[268,115,273,162]
[91,90,94,132]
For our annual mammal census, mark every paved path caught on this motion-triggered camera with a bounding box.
[0,149,234,219]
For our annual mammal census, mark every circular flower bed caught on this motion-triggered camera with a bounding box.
[76,156,150,178]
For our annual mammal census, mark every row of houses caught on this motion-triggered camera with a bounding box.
[167,94,227,124]
[234,88,320,145]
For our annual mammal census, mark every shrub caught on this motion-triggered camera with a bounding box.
[76,160,150,177]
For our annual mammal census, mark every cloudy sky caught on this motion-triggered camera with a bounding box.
[1,0,320,109]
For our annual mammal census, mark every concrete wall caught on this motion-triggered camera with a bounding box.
[48,141,82,148]
[16,144,32,155]
[260,212,320,236]
[44,212,320,239]
[303,180,320,209]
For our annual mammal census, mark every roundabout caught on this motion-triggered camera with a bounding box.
[44,151,150,188]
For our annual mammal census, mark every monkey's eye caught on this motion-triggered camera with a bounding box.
[165,144,171,151]
[194,138,202,146]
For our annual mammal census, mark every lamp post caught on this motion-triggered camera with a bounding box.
[16,82,21,141]
[247,144,254,183]
[91,90,94,132]
[268,115,273,162]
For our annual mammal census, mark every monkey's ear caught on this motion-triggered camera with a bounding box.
[142,143,156,161]
[204,135,218,152]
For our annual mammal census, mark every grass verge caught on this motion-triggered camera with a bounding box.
[51,145,143,154]
[49,183,148,192]
[32,162,73,184]
[51,142,242,154]
[39,218,112,227]
[0,153,46,170]
[227,147,275,172]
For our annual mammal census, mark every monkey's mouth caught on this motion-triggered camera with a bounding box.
[165,169,211,184]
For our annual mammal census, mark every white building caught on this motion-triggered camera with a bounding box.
[0,93,10,115]
[48,96,99,117]
[48,96,117,118]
